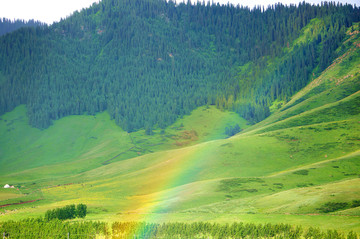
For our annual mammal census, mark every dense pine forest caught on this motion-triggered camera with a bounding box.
[0,18,45,36]
[0,0,359,131]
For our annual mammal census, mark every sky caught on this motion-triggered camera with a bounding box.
[0,0,358,25]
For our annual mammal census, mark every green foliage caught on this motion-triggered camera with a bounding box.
[347,231,358,239]
[0,218,107,239]
[317,202,349,213]
[110,221,354,239]
[293,169,309,175]
[45,204,87,221]
[112,221,298,238]
[224,123,241,137]
[0,0,359,131]
[304,226,324,238]
[76,204,87,219]
[0,18,45,36]
[145,126,154,135]
[218,178,265,193]
[351,200,360,208]
[305,227,359,239]
[2,219,355,239]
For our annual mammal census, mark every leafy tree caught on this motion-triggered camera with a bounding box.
[44,204,87,221]
[76,204,87,218]
[225,124,241,137]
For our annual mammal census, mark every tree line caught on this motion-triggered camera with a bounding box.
[112,221,359,239]
[0,0,359,131]
[1,219,358,238]
[0,18,45,36]
[44,204,87,221]
[0,218,107,239]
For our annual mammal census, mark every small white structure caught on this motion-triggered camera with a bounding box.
[4,184,10,188]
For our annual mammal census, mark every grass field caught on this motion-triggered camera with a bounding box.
[0,21,360,235]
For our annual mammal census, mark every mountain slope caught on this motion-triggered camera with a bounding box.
[1,22,360,233]
[0,0,359,131]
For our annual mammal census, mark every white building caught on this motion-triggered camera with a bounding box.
[3,184,10,188]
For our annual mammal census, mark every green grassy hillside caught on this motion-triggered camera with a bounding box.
[0,104,246,186]
[0,21,360,234]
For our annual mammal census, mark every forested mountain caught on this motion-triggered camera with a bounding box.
[0,0,359,131]
[0,18,45,36]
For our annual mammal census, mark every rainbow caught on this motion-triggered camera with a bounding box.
[120,139,220,237]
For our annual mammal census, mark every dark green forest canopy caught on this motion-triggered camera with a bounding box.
[0,0,359,131]
[0,18,45,36]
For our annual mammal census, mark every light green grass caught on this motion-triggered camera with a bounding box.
[0,105,133,175]
[2,112,358,227]
[128,105,248,153]
[0,188,21,201]
[0,105,248,208]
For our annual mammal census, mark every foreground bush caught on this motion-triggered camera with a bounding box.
[1,219,358,238]
[0,218,107,239]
